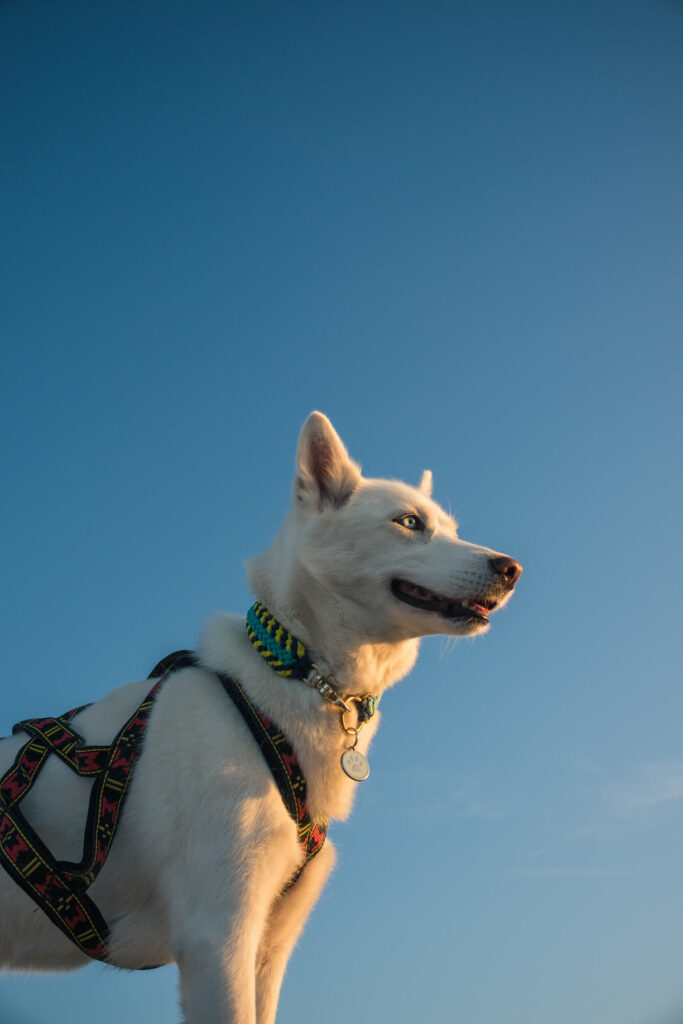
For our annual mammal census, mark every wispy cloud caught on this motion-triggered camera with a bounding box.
[504,866,632,879]
[445,784,508,821]
[382,768,509,823]
[530,758,683,863]
[604,760,683,820]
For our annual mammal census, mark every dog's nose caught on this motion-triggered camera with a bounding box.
[489,555,523,587]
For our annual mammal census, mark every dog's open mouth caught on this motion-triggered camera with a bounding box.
[391,579,498,623]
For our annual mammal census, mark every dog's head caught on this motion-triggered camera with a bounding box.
[258,411,521,644]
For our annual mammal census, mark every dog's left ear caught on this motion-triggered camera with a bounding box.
[418,469,433,497]
[294,412,361,509]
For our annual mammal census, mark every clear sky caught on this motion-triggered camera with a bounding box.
[1,2,682,1022]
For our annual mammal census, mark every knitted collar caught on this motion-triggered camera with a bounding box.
[245,600,379,725]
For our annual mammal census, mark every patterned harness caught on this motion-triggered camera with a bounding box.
[0,649,327,966]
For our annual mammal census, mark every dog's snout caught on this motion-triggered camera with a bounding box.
[489,555,523,587]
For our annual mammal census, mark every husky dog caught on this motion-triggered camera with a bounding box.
[0,412,521,1023]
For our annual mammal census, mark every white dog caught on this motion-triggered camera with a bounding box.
[0,412,521,1023]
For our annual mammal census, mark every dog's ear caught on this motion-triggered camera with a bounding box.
[418,469,433,497]
[294,412,361,509]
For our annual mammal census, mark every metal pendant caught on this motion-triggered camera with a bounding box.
[340,747,370,782]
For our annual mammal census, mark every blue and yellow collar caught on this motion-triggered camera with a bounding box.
[246,600,379,723]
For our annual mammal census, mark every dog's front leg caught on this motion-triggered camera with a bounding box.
[256,841,336,1024]
[175,932,252,1024]
[170,830,296,1024]
[175,918,264,1024]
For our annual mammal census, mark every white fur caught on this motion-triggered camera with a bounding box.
[0,412,521,1023]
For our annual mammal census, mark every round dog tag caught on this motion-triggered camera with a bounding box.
[340,748,370,782]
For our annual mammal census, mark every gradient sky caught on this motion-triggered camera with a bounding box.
[1,2,682,1022]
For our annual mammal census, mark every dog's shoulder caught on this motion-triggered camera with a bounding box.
[197,611,245,676]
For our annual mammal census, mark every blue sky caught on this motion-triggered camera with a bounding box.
[1,1,682,1022]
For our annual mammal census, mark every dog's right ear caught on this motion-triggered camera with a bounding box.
[294,412,361,509]
[418,469,433,497]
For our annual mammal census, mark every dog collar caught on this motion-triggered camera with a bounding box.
[246,601,380,725]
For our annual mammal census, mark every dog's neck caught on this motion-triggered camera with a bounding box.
[199,608,401,820]
[248,553,419,698]
[301,626,420,698]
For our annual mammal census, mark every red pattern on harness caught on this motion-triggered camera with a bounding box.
[0,673,167,962]
[0,650,327,965]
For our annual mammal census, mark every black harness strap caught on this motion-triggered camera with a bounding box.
[0,657,182,960]
[156,653,327,889]
[0,650,326,964]
[213,666,327,890]
[0,803,111,959]
[12,709,109,778]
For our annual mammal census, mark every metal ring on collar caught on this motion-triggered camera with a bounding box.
[339,696,367,737]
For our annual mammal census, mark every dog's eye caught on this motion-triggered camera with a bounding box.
[394,513,424,532]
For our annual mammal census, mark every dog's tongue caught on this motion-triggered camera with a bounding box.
[466,600,488,616]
